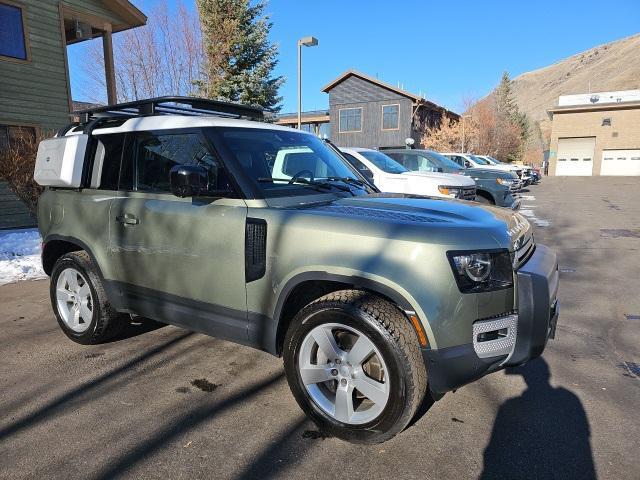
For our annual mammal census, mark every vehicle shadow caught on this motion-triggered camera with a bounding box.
[480,358,596,480]
[104,315,166,343]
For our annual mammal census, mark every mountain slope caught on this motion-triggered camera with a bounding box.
[510,34,640,131]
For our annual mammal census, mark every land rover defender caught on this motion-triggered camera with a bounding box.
[35,97,559,444]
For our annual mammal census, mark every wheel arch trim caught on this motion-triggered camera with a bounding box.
[267,270,435,355]
[42,234,105,278]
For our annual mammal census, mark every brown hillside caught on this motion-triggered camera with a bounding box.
[510,33,640,134]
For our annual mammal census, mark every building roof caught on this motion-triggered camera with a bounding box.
[322,70,425,102]
[103,0,147,31]
[548,100,640,118]
[322,70,458,118]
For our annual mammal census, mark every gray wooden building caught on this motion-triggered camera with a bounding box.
[0,0,146,147]
[322,70,458,149]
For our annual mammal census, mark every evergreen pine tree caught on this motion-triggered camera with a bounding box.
[495,71,531,162]
[196,0,284,111]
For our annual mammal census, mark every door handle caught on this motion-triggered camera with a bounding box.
[116,214,139,226]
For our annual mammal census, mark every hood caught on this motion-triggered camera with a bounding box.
[295,193,519,236]
[400,171,475,186]
[464,168,515,179]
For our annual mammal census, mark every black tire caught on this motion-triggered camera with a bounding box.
[50,251,127,344]
[283,290,427,444]
[475,192,494,205]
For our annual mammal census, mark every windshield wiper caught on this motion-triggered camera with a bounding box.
[257,177,352,193]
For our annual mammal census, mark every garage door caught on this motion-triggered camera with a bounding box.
[555,137,595,176]
[600,149,640,176]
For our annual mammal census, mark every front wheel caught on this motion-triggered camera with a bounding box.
[283,290,427,444]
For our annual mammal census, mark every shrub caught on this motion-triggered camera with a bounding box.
[0,130,49,214]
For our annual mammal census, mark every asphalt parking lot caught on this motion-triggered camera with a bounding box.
[1,177,639,480]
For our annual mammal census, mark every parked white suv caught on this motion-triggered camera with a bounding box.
[442,152,523,179]
[476,155,533,185]
[340,148,476,200]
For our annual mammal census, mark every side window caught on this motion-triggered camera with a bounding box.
[0,2,29,61]
[342,152,373,177]
[415,154,438,172]
[134,132,222,193]
[95,134,125,190]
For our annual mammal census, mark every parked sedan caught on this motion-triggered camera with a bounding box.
[339,148,476,200]
[385,149,520,209]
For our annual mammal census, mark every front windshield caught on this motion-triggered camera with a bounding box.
[482,156,499,165]
[360,150,408,174]
[424,151,464,171]
[470,155,490,165]
[210,127,368,198]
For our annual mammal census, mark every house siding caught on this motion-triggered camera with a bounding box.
[328,76,414,149]
[0,0,127,132]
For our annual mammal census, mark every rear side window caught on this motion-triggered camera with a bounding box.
[133,131,221,193]
[95,134,125,190]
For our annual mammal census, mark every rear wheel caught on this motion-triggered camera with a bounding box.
[283,290,427,444]
[50,251,127,344]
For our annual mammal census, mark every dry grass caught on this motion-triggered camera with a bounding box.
[0,131,49,214]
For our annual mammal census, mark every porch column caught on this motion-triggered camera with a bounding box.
[102,26,117,104]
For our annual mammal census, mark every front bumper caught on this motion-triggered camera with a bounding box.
[424,244,559,397]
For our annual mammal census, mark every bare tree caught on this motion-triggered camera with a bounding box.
[80,0,202,103]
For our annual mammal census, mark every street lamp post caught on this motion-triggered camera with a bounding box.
[297,36,318,130]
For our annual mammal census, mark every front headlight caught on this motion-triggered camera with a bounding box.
[447,250,513,293]
[438,185,462,197]
[496,178,513,186]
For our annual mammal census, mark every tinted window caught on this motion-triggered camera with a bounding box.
[0,3,27,60]
[423,151,464,171]
[470,155,490,165]
[134,132,221,193]
[342,152,373,176]
[382,104,399,130]
[339,108,362,132]
[96,134,125,190]
[360,150,407,174]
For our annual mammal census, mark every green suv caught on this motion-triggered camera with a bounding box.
[35,97,559,444]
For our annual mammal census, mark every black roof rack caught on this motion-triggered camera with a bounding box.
[74,96,264,124]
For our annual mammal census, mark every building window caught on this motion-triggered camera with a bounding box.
[339,108,362,133]
[0,2,28,61]
[601,117,612,126]
[0,124,36,153]
[382,104,399,130]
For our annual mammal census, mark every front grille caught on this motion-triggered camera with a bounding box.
[457,186,476,201]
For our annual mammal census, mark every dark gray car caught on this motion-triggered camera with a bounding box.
[386,149,520,209]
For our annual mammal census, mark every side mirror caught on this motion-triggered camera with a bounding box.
[170,165,208,198]
[464,161,471,168]
[362,169,374,180]
[437,167,444,173]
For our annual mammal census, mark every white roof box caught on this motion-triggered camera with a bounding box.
[34,135,88,188]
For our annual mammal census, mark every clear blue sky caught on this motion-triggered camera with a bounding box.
[69,0,640,113]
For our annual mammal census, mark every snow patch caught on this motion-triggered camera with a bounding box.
[0,228,46,286]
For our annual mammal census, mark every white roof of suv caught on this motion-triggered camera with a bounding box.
[76,115,306,137]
